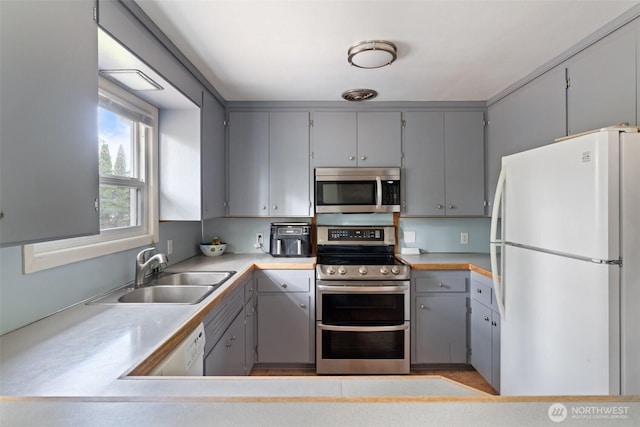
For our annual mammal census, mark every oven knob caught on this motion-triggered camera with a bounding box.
[391,266,401,275]
[358,266,368,275]
[326,266,336,275]
[380,266,389,275]
[338,266,347,275]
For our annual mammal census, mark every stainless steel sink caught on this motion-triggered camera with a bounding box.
[117,285,216,304]
[152,271,235,286]
[87,270,235,304]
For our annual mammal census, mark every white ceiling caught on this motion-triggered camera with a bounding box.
[135,0,638,102]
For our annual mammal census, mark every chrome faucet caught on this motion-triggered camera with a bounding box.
[135,247,168,287]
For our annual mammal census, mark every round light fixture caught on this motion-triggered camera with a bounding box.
[341,88,378,102]
[347,40,397,69]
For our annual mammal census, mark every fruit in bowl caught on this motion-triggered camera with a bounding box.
[200,237,226,257]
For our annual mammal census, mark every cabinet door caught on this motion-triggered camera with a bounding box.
[201,91,226,219]
[228,112,269,216]
[470,298,493,382]
[402,112,445,215]
[244,298,256,374]
[311,112,357,167]
[491,310,501,392]
[257,293,313,364]
[1,0,99,245]
[269,112,310,216]
[357,112,402,167]
[413,294,467,364]
[567,23,637,135]
[204,311,245,376]
[486,66,566,212]
[444,111,485,216]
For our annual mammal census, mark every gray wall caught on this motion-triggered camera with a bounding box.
[0,222,201,334]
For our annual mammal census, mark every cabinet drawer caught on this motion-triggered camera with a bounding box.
[414,271,467,293]
[256,270,313,293]
[470,279,492,307]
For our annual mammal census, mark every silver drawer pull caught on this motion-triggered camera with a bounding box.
[281,283,288,288]
[300,303,306,308]
[438,283,444,287]
[420,304,426,309]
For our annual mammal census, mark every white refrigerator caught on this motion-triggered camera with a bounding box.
[490,126,640,396]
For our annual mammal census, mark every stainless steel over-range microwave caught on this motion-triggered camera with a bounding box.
[314,167,401,213]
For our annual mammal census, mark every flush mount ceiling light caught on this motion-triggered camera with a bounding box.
[347,40,397,69]
[99,69,163,91]
[341,88,378,102]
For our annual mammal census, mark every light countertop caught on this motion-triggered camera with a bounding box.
[3,252,634,425]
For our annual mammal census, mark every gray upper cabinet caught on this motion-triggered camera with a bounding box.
[0,0,99,246]
[357,112,402,166]
[269,112,311,216]
[403,111,485,216]
[486,67,567,210]
[228,111,310,216]
[228,112,270,216]
[402,112,445,216]
[201,91,226,219]
[566,21,637,135]
[311,112,356,167]
[443,111,485,216]
[311,111,402,167]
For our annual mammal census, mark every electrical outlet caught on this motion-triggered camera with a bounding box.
[255,233,264,248]
[460,232,469,245]
[167,239,173,255]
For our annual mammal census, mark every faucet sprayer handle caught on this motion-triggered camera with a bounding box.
[136,247,156,264]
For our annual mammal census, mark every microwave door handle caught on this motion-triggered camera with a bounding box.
[376,176,382,208]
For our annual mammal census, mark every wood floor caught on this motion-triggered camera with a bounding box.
[250,366,498,395]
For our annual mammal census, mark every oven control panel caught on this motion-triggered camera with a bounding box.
[328,228,383,241]
[317,226,396,245]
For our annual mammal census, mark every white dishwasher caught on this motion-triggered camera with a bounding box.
[149,323,205,376]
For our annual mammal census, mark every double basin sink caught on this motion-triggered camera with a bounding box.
[89,271,235,305]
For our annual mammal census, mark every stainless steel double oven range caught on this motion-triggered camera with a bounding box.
[315,225,410,374]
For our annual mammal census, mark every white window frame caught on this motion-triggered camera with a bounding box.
[23,78,159,273]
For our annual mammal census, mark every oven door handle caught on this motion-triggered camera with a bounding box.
[316,284,409,293]
[317,324,409,333]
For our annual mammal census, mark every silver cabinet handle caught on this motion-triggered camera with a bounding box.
[449,205,456,209]
[349,156,355,161]
[484,316,490,322]
[273,205,277,210]
[438,283,444,287]
[437,204,444,209]
[361,156,367,161]
[491,321,497,326]
[300,303,306,308]
[261,205,267,210]
[420,304,426,309]
[477,288,482,293]
[281,283,288,288]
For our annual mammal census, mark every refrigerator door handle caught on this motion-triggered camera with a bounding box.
[490,166,507,321]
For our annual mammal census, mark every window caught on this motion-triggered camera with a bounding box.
[23,78,159,273]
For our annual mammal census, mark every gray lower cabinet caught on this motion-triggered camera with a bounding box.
[203,275,253,376]
[1,0,99,245]
[244,276,257,374]
[204,310,245,376]
[256,270,315,364]
[411,271,469,364]
[469,272,500,392]
[403,111,485,216]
